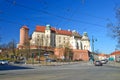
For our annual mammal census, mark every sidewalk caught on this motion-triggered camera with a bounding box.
[11,61,82,67]
[108,61,120,67]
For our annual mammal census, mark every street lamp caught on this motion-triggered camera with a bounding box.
[92,36,97,53]
[38,46,40,63]
[91,36,97,62]
[32,52,34,65]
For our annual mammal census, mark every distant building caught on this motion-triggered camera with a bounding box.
[17,24,91,61]
[110,51,120,61]
[98,54,108,60]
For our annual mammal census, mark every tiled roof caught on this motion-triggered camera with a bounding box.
[35,25,72,35]
[111,51,120,55]
[35,25,45,32]
[56,30,72,36]
[98,54,107,57]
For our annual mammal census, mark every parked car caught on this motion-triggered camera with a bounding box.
[94,61,103,66]
[100,59,108,64]
[14,60,26,64]
[0,60,9,65]
[46,59,57,62]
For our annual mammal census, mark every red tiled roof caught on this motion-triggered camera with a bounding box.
[35,25,56,32]
[35,25,72,35]
[98,54,107,57]
[111,51,120,55]
[35,25,45,32]
[56,30,72,36]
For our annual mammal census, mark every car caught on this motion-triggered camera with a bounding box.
[94,61,103,66]
[0,60,9,65]
[46,59,57,62]
[14,61,26,64]
[100,59,108,64]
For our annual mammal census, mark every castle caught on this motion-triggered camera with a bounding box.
[18,24,91,61]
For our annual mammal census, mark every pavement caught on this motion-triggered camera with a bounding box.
[10,61,120,68]
[11,61,89,67]
[107,61,120,67]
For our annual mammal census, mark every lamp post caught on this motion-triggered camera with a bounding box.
[92,36,97,53]
[38,46,40,63]
[32,52,34,65]
[91,36,97,62]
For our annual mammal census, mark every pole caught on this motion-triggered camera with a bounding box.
[92,36,94,53]
[32,53,34,65]
[38,47,40,63]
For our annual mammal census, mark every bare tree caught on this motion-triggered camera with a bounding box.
[107,7,120,49]
[7,40,16,56]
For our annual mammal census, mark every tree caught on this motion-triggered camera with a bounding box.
[107,7,120,49]
[0,39,16,60]
[8,40,16,55]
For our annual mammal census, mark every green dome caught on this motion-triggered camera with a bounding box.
[83,32,88,37]
[46,24,51,30]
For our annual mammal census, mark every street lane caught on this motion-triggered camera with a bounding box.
[0,62,120,80]
[0,64,33,71]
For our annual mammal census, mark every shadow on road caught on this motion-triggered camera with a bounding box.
[0,64,33,71]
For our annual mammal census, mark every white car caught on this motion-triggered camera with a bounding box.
[100,59,108,64]
[0,60,9,65]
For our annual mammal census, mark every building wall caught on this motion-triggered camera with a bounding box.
[54,48,90,61]
[51,32,56,47]
[30,31,44,46]
[54,48,65,59]
[45,28,51,46]
[70,37,82,50]
[73,49,90,61]
[70,36,76,49]
[81,40,90,50]
[56,34,71,48]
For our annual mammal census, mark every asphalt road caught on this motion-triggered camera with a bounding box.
[0,62,120,80]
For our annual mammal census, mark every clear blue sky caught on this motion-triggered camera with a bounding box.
[0,0,119,54]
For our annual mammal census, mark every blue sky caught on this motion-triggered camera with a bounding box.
[0,0,119,54]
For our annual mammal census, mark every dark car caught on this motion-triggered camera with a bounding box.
[46,59,57,62]
[94,61,103,66]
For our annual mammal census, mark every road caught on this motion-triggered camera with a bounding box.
[0,62,120,80]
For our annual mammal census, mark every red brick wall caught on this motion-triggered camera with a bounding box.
[54,48,65,59]
[73,50,90,61]
[54,48,90,61]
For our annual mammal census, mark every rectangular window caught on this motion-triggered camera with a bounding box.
[37,39,39,41]
[59,40,61,43]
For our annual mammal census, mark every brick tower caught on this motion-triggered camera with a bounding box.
[18,26,29,49]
